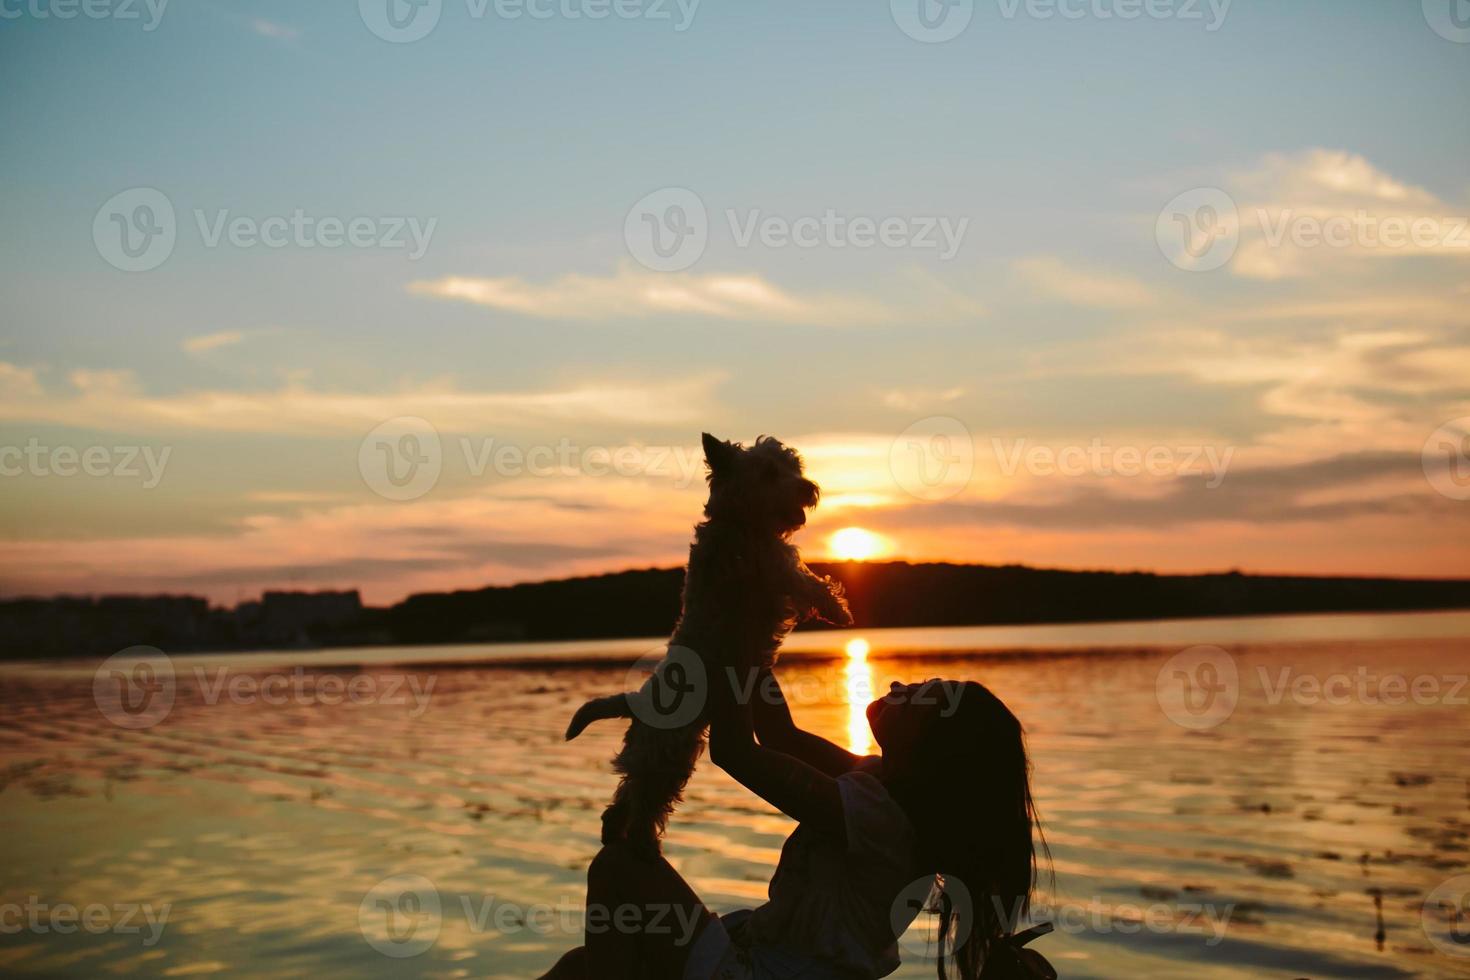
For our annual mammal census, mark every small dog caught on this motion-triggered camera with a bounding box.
[565,432,851,852]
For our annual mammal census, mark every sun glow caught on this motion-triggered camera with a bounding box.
[844,636,873,755]
[828,526,888,561]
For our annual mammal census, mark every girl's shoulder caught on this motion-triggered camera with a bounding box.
[834,764,916,860]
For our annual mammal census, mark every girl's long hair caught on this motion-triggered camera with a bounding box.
[894,681,1048,980]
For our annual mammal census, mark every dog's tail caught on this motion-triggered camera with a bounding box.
[564,693,634,741]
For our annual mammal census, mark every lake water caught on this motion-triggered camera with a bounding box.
[2,610,1469,978]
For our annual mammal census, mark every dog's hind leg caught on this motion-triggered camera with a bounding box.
[565,693,633,741]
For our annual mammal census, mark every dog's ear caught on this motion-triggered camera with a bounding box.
[701,432,735,477]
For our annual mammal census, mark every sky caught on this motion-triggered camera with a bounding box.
[1,0,1468,605]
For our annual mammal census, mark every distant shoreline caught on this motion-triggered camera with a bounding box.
[10,608,1469,673]
[6,561,1470,659]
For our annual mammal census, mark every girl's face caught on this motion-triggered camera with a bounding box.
[867,678,947,760]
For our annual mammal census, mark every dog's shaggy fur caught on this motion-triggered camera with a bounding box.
[564,433,851,852]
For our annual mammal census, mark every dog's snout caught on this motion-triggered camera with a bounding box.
[800,479,819,507]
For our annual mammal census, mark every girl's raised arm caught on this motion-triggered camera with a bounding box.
[748,667,869,777]
[707,666,846,839]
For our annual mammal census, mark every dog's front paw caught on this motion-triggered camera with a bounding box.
[823,601,854,627]
[814,589,853,627]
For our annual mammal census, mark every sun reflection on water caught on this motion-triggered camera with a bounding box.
[844,637,873,755]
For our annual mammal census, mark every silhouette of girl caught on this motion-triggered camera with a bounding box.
[542,671,1049,979]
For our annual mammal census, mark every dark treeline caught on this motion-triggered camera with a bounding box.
[7,562,1470,658]
[389,562,1470,644]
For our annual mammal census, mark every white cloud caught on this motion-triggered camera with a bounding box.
[0,362,724,435]
[182,330,246,354]
[251,19,300,41]
[1224,149,1470,279]
[1013,256,1155,308]
[1025,325,1470,466]
[408,263,984,326]
[0,362,43,399]
[881,386,965,412]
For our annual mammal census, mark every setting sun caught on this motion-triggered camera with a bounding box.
[828,527,888,561]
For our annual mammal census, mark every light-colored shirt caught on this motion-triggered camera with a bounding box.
[743,762,927,978]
